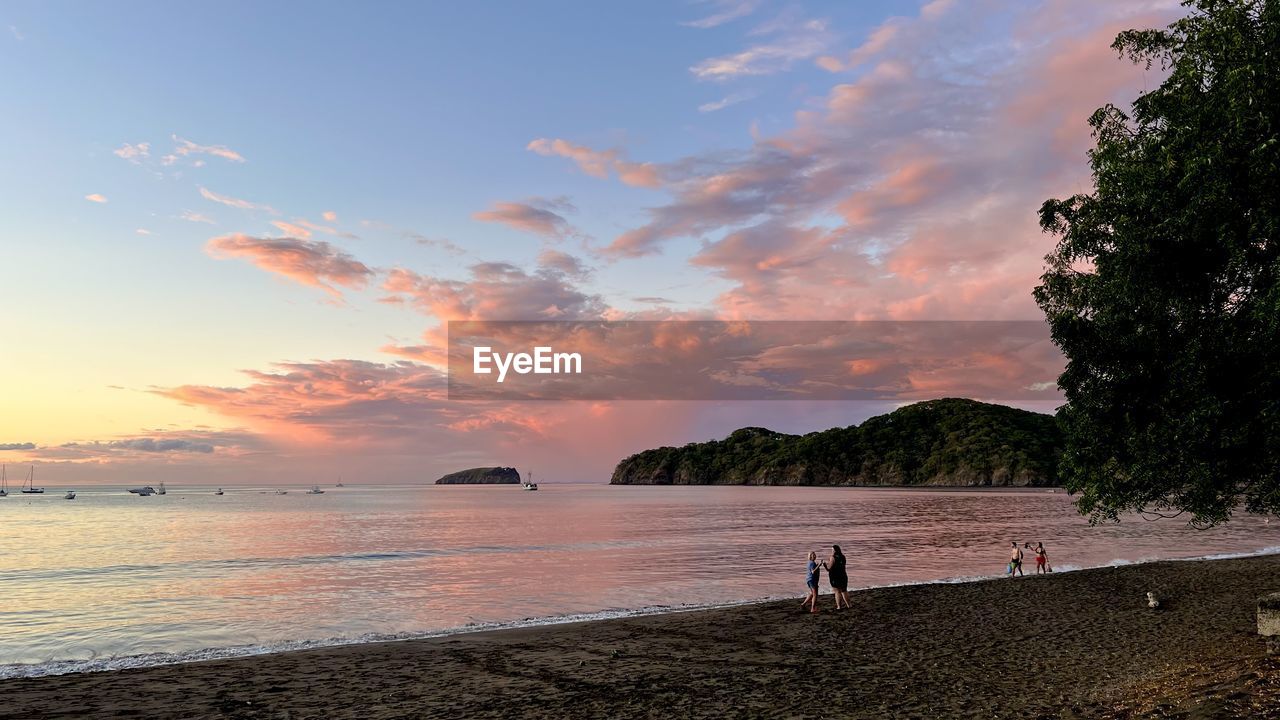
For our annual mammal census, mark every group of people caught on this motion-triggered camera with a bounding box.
[801,545,850,613]
[801,540,1055,612]
[1006,541,1052,576]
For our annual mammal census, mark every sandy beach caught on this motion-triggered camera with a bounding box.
[3,554,1278,719]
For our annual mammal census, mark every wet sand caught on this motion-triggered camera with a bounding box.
[3,555,1278,719]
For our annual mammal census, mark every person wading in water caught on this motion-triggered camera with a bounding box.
[1007,541,1024,577]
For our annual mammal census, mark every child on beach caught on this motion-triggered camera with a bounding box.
[801,551,821,613]
[1006,541,1024,577]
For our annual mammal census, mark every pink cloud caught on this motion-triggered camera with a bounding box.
[169,135,244,164]
[200,187,276,214]
[16,430,265,465]
[382,261,605,323]
[526,138,662,188]
[682,0,760,29]
[206,234,374,298]
[271,220,312,239]
[472,197,580,240]
[84,193,107,203]
[690,16,832,81]
[157,359,710,482]
[113,142,150,163]
[179,210,216,224]
[536,249,591,279]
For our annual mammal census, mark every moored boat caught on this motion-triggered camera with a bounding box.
[20,466,44,494]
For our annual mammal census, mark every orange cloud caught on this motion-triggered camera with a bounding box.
[206,234,374,298]
[271,220,312,238]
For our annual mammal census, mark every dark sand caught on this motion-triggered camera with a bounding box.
[4,555,1279,719]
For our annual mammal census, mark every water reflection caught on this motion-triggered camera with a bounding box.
[0,484,1277,667]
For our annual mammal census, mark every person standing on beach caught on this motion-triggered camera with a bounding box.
[801,551,822,613]
[1030,542,1051,573]
[1007,541,1024,577]
[824,545,851,610]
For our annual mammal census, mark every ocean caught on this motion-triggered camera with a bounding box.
[2,483,1277,677]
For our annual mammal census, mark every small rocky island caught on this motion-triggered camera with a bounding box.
[610,398,1063,487]
[435,467,521,484]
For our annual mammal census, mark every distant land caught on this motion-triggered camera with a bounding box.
[610,398,1063,487]
[435,467,521,485]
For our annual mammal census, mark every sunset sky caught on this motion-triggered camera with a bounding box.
[0,0,1180,484]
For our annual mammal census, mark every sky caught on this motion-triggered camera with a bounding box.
[0,0,1182,485]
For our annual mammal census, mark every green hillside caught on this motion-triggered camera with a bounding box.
[610,399,1063,487]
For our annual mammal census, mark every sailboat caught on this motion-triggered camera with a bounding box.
[1,464,8,497]
[64,490,76,500]
[215,488,224,495]
[156,482,166,495]
[522,469,538,491]
[335,476,344,488]
[21,466,44,494]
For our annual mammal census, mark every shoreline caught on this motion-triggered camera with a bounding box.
[4,544,1277,681]
[5,543,1274,676]
[4,554,1280,718]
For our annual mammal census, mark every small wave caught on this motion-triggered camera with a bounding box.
[0,598,782,680]
[1172,545,1280,562]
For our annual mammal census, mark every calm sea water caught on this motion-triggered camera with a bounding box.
[2,484,1278,676]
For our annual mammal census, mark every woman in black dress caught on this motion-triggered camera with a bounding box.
[824,545,851,610]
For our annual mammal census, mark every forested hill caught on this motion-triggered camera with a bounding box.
[609,399,1063,487]
[435,467,521,484]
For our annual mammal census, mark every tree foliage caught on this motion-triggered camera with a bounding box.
[610,398,1063,487]
[1035,0,1279,525]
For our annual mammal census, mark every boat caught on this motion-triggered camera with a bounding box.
[21,466,44,494]
[522,469,538,491]
[1,464,8,497]
[306,485,325,494]
[335,476,344,488]
[156,482,166,495]
[275,489,288,495]
[64,490,76,500]
[215,488,224,495]
[129,486,156,496]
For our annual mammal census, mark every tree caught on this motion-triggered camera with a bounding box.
[1035,0,1279,526]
